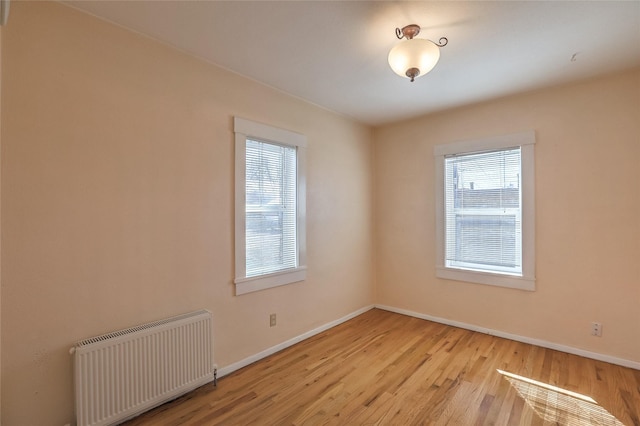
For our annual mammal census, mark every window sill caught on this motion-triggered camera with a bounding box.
[235,267,307,295]
[436,266,535,291]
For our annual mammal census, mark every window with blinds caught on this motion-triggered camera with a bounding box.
[444,148,522,276]
[234,117,307,295]
[245,139,297,277]
[434,131,535,291]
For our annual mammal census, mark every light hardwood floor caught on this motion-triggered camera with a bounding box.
[125,309,640,425]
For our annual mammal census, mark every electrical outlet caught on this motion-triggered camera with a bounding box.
[270,313,277,327]
[591,322,602,337]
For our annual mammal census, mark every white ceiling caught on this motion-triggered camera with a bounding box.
[63,1,640,126]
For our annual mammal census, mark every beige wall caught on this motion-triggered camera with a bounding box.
[0,22,3,426]
[374,69,640,364]
[0,2,374,424]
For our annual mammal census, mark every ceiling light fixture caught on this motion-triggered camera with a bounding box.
[388,24,448,82]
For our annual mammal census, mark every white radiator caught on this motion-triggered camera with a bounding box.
[71,310,216,426]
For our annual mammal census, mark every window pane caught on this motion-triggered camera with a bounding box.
[245,139,297,277]
[444,148,522,275]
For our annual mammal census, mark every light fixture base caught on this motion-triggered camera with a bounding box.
[396,24,421,40]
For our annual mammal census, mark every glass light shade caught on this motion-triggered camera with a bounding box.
[388,38,441,80]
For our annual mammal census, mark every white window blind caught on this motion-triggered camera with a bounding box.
[444,148,522,276]
[245,139,298,277]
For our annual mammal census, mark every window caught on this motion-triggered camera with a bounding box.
[234,117,306,295]
[434,131,535,290]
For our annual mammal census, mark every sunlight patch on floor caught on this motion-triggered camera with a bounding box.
[497,369,623,426]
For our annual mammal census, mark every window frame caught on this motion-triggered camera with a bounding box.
[234,117,307,295]
[434,131,536,291]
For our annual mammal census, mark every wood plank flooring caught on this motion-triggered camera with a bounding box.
[124,309,640,425]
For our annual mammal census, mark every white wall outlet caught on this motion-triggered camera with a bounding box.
[270,313,277,327]
[591,322,602,337]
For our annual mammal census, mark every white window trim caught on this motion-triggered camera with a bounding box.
[234,117,307,295]
[434,131,536,291]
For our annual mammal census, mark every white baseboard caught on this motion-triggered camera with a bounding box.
[216,305,375,377]
[375,304,640,371]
